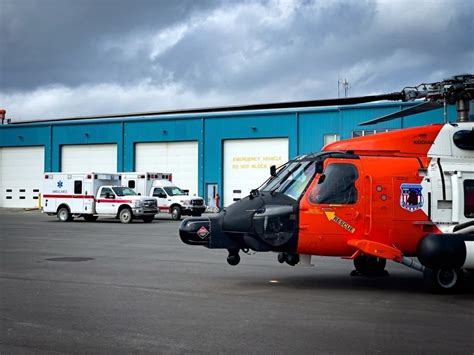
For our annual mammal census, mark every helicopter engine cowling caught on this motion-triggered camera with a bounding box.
[417,234,474,270]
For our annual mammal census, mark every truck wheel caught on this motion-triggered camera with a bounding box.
[423,267,464,294]
[119,208,133,224]
[83,215,98,222]
[57,207,72,222]
[142,215,154,223]
[171,206,182,221]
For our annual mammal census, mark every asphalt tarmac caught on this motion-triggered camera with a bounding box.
[1,209,473,354]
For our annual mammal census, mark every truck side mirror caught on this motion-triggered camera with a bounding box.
[105,192,111,199]
[270,165,277,177]
[158,193,167,198]
[138,193,141,196]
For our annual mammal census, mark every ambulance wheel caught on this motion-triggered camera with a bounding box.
[119,208,133,224]
[353,255,386,275]
[83,215,98,222]
[171,206,182,220]
[142,216,154,223]
[423,267,464,294]
[57,206,72,222]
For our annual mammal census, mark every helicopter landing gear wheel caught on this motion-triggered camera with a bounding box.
[227,250,240,266]
[286,253,300,266]
[352,255,387,276]
[277,252,299,266]
[277,252,286,264]
[423,267,464,294]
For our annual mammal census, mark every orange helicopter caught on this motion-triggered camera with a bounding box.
[179,74,474,293]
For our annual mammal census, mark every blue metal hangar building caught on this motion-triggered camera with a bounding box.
[0,101,451,208]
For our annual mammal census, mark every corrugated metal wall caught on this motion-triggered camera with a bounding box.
[0,102,452,202]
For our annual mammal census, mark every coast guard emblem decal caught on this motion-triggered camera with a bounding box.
[400,183,424,212]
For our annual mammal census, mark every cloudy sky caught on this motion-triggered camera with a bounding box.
[0,0,473,121]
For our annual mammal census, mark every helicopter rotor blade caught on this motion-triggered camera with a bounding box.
[11,93,405,124]
[358,101,442,126]
[172,92,406,113]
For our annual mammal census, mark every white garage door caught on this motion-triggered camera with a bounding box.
[0,146,45,208]
[223,138,288,207]
[61,144,117,172]
[135,141,198,196]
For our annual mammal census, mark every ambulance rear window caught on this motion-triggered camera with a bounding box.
[464,180,474,218]
[74,180,82,194]
[128,180,136,189]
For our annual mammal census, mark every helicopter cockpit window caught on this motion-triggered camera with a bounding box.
[309,163,358,205]
[260,161,316,201]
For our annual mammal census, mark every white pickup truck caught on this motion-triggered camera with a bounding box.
[42,172,158,223]
[121,172,206,220]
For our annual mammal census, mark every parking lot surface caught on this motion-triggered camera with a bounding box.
[1,209,473,354]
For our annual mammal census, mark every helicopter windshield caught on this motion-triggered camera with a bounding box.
[260,161,316,200]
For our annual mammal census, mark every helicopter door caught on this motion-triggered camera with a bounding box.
[298,160,364,256]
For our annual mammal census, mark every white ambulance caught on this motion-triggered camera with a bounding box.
[121,172,206,220]
[42,172,158,223]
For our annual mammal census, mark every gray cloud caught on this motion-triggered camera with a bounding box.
[0,0,221,89]
[0,0,473,121]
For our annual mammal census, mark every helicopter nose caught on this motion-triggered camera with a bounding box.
[179,217,211,246]
[179,213,246,252]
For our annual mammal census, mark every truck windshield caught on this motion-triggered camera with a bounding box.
[260,161,316,200]
[112,187,137,196]
[164,186,186,196]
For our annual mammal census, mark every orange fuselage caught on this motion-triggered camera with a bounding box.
[297,155,435,257]
[297,124,447,257]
